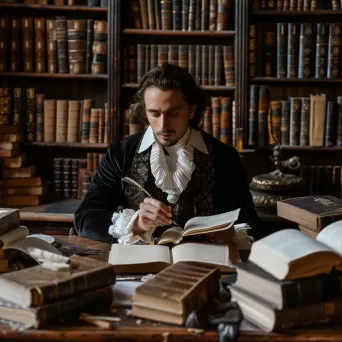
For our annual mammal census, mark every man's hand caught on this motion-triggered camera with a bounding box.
[132,198,172,235]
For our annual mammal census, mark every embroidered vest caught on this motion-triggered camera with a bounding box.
[123,139,215,238]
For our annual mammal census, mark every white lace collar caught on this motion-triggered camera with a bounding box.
[138,126,208,204]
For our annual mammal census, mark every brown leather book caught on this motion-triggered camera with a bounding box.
[1,177,42,188]
[3,154,26,168]
[0,19,9,72]
[0,208,20,235]
[3,165,36,179]
[3,186,44,196]
[280,100,290,146]
[216,0,232,31]
[46,19,57,74]
[21,18,34,72]
[10,18,20,72]
[1,195,41,207]
[131,262,220,325]
[35,18,46,73]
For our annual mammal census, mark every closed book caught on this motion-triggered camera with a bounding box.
[327,23,342,79]
[1,177,42,188]
[216,0,232,31]
[1,195,41,207]
[249,24,256,77]
[263,31,276,77]
[148,0,156,30]
[3,154,26,169]
[161,0,172,30]
[21,18,34,72]
[270,101,281,144]
[131,0,143,29]
[56,17,68,73]
[154,0,162,30]
[188,0,196,31]
[173,0,181,30]
[277,195,342,231]
[0,208,20,236]
[248,85,258,147]
[201,0,209,31]
[299,97,310,146]
[298,23,314,78]
[0,19,9,72]
[315,23,328,78]
[325,101,338,147]
[280,100,290,145]
[0,286,113,329]
[3,166,36,179]
[257,85,269,146]
[337,97,342,147]
[309,93,326,147]
[287,23,299,78]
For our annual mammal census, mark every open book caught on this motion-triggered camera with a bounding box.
[109,242,241,274]
[0,226,62,262]
[155,209,240,245]
[248,221,342,281]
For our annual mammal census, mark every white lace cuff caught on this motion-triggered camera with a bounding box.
[233,223,254,250]
[108,209,154,245]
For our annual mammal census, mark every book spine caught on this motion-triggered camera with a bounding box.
[201,0,209,31]
[13,88,23,127]
[36,93,44,142]
[63,158,71,199]
[179,45,189,71]
[277,23,287,78]
[249,25,257,77]
[327,23,342,79]
[10,19,20,72]
[98,108,105,143]
[188,45,196,79]
[300,97,310,146]
[131,0,143,29]
[71,159,79,199]
[201,45,208,85]
[325,101,337,147]
[220,97,232,144]
[26,88,36,142]
[56,100,68,143]
[298,23,314,78]
[148,0,157,30]
[248,85,259,147]
[303,0,311,10]
[287,23,299,78]
[158,44,168,66]
[283,0,289,10]
[195,0,201,30]
[264,31,276,77]
[21,18,34,72]
[188,0,196,31]
[46,20,57,74]
[211,97,220,139]
[139,0,149,29]
[0,19,9,72]
[155,0,162,30]
[208,45,215,85]
[332,0,341,10]
[258,85,269,146]
[209,0,217,31]
[89,108,99,143]
[214,45,222,85]
[223,45,234,86]
[270,100,281,144]
[44,100,56,143]
[56,17,68,73]
[92,21,107,75]
[337,97,342,147]
[315,23,328,78]
[145,44,150,75]
[86,19,94,74]
[203,105,212,135]
[67,100,80,143]
[297,0,303,10]
[173,0,181,30]
[217,0,232,31]
[289,97,301,146]
[161,0,172,30]
[54,158,62,199]
[35,18,46,73]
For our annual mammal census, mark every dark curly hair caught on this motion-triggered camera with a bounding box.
[130,63,206,129]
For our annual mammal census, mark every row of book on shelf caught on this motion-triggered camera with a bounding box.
[249,22,342,79]
[19,0,108,5]
[125,44,234,86]
[252,0,341,10]
[123,96,237,146]
[0,88,108,144]
[248,86,342,147]
[53,153,104,200]
[0,17,107,74]
[129,0,233,31]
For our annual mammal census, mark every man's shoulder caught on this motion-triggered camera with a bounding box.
[108,132,144,155]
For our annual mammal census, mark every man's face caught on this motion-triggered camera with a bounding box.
[144,87,195,146]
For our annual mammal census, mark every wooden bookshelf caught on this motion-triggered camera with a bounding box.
[24,142,109,149]
[123,29,236,37]
[252,10,342,16]
[0,72,108,80]
[0,3,107,13]
[122,83,236,91]
[256,145,342,151]
[251,77,342,84]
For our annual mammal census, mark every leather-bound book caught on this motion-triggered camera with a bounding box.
[267,0,275,8]
[181,0,189,31]
[289,0,296,10]
[297,0,304,10]
[277,23,287,78]
[91,20,107,74]
[131,0,143,29]
[264,31,276,77]
[35,93,44,142]
[214,44,222,85]
[0,208,20,236]
[86,19,94,74]
[277,195,342,232]
[220,96,232,144]
[139,0,149,29]
[280,101,289,145]
[131,262,220,325]
[88,0,100,5]
[195,0,201,30]
[282,0,289,10]
[63,158,72,199]
[287,23,299,78]
[309,93,326,147]
[44,99,56,143]
[289,97,301,146]
[211,97,220,139]
[310,0,316,10]
[161,0,172,30]
[67,20,87,74]
[201,0,209,31]
[154,0,162,30]
[26,88,36,142]
[203,105,212,135]
[13,88,23,127]
[46,19,57,74]
[98,108,105,143]
[252,0,259,9]
[54,157,63,199]
[337,96,342,147]
[158,44,168,66]
[195,45,202,84]
[0,88,11,125]
[325,101,338,147]
[87,153,94,173]
[208,45,215,85]
[270,100,281,144]
[93,153,99,172]
[248,85,259,147]
[299,97,310,146]
[172,0,181,30]
[128,44,137,82]
[216,0,232,31]
[3,165,36,179]
[201,45,208,85]
[56,100,68,143]
[332,0,340,10]
[276,0,283,10]
[303,0,311,10]
[224,45,234,86]
[21,18,34,72]
[104,102,109,144]
[56,17,68,73]
[188,0,196,31]
[71,158,79,199]
[81,99,93,143]
[145,45,150,76]
[148,0,156,30]
[188,45,196,79]
[257,85,269,146]
[0,19,9,72]
[168,44,178,65]
[315,23,328,78]
[10,18,20,72]
[179,45,189,71]
[67,100,80,143]
[89,108,99,143]
[35,18,46,73]
[249,24,256,77]
[298,23,314,78]
[137,44,145,82]
[327,23,342,78]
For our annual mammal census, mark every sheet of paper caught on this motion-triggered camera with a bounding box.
[316,221,342,256]
[0,226,28,248]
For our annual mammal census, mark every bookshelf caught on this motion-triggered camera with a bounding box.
[0,1,114,209]
[247,0,342,200]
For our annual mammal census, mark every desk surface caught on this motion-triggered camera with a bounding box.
[0,235,341,341]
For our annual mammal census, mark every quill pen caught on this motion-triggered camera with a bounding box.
[122,176,182,229]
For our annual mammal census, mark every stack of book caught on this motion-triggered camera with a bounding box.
[229,221,342,331]
[0,252,116,329]
[0,125,49,207]
[277,195,342,238]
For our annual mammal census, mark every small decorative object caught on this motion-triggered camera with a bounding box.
[249,145,303,214]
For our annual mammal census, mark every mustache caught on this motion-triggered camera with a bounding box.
[156,130,175,135]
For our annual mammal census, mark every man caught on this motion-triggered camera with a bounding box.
[74,63,261,244]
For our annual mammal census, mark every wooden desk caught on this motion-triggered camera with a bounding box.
[0,236,341,341]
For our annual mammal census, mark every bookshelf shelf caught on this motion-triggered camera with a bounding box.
[252,10,342,16]
[256,145,342,151]
[251,77,342,84]
[122,83,236,91]
[0,3,107,13]
[123,29,236,37]
[0,72,108,80]
[24,142,109,149]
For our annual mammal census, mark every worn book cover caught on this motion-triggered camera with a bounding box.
[277,195,342,231]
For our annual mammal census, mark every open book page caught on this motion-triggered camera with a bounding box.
[316,221,342,256]
[108,244,171,265]
[183,209,240,236]
[0,226,29,248]
[171,242,234,268]
[5,236,62,262]
[249,229,340,279]
[157,227,184,245]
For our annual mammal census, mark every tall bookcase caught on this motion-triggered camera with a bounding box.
[247,1,342,200]
[0,1,116,212]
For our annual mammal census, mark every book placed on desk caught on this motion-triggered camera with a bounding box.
[109,209,241,273]
[131,261,220,325]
